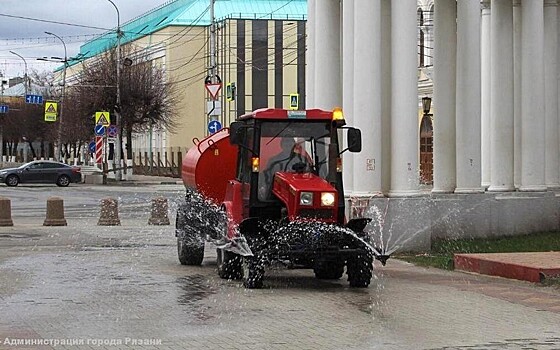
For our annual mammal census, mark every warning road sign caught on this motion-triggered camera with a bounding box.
[95,111,110,126]
[44,101,58,122]
[226,82,236,101]
[289,93,299,110]
[205,83,222,100]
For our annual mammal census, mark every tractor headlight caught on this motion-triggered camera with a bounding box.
[300,192,313,206]
[321,192,336,206]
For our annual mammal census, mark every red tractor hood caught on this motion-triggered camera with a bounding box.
[272,172,339,223]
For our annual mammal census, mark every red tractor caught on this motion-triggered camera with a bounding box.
[176,108,374,288]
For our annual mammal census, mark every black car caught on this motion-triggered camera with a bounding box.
[0,161,82,187]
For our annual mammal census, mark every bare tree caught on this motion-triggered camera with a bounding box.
[1,69,59,160]
[75,47,179,159]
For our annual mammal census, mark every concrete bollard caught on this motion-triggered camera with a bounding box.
[97,198,121,226]
[43,197,67,226]
[148,196,170,225]
[0,197,14,226]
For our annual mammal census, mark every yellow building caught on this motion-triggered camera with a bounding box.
[69,0,307,170]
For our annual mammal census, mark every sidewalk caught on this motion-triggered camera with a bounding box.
[83,172,183,186]
[116,174,183,185]
[454,252,560,283]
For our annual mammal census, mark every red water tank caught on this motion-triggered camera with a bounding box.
[181,128,238,204]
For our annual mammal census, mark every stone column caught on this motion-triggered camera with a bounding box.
[307,0,316,108]
[353,0,382,196]
[432,0,457,193]
[314,0,341,110]
[513,0,522,188]
[389,0,420,197]
[342,0,354,194]
[481,0,492,188]
[455,0,482,193]
[381,0,392,194]
[489,0,515,192]
[520,0,546,191]
[544,0,559,188]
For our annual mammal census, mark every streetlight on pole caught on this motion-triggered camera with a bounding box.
[9,51,28,96]
[107,0,123,181]
[44,31,67,162]
[11,51,29,162]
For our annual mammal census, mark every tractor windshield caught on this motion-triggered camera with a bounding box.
[258,121,332,201]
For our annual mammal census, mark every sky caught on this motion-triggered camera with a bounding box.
[0,0,170,80]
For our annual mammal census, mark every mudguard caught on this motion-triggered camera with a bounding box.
[346,218,372,234]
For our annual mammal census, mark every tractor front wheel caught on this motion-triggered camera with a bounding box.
[217,248,242,279]
[242,256,265,289]
[346,253,373,288]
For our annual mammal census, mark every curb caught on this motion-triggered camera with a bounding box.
[454,252,560,283]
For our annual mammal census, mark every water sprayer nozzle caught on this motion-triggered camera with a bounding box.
[375,254,391,266]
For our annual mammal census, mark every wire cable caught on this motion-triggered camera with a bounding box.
[0,12,110,31]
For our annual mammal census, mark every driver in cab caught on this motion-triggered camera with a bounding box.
[259,137,311,200]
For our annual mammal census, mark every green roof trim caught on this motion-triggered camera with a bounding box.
[79,0,307,60]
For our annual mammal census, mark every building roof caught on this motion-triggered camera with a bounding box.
[2,82,49,97]
[79,0,307,60]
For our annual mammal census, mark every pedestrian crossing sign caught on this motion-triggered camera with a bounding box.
[289,93,299,110]
[95,111,111,126]
[44,101,58,122]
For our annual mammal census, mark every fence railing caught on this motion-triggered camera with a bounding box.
[0,146,188,179]
[132,147,186,178]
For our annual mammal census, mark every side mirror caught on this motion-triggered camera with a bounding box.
[347,128,362,153]
[229,121,243,145]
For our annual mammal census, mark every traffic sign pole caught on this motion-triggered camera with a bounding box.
[95,136,103,165]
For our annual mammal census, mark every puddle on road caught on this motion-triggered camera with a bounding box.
[0,233,42,239]
[81,243,171,251]
[428,337,560,349]
[176,274,216,321]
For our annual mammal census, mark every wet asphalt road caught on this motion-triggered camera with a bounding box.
[0,183,560,350]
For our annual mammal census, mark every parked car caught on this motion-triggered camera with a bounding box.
[0,161,82,187]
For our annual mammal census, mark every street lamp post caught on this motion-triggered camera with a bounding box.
[107,0,123,181]
[44,31,67,162]
[10,51,29,162]
[9,51,28,96]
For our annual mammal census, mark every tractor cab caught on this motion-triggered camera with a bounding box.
[229,108,362,225]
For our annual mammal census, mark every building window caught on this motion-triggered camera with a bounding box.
[418,8,425,67]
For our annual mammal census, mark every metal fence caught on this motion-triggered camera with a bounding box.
[132,147,186,178]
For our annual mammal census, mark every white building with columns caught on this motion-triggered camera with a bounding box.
[308,0,560,251]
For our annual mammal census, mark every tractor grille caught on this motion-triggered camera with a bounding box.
[298,209,334,220]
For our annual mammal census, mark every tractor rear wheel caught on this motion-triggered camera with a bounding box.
[217,248,242,279]
[177,237,204,266]
[346,253,373,288]
[242,256,265,289]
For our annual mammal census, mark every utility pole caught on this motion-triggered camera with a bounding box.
[44,31,67,163]
[0,79,4,164]
[10,51,27,96]
[207,0,220,123]
[107,0,122,181]
[10,51,28,162]
[210,0,216,84]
